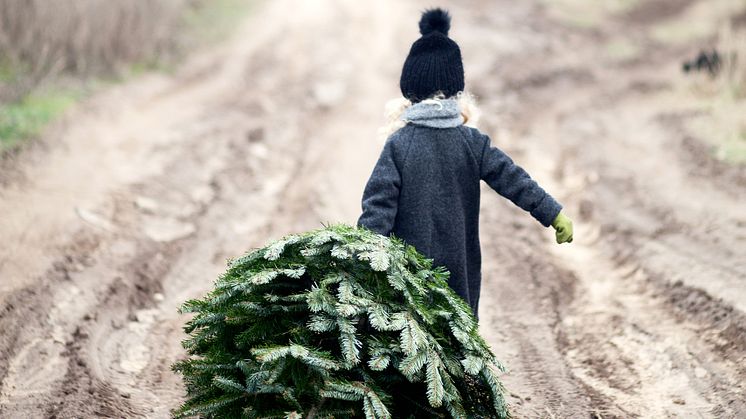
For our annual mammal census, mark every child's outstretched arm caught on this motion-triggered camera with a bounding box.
[478,135,573,243]
[357,140,401,236]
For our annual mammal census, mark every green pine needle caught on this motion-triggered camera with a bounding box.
[173,224,510,419]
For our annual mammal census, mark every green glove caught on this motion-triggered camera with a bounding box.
[551,212,574,244]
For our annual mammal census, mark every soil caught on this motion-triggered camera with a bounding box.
[1,0,744,418]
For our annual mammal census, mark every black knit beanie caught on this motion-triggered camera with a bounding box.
[400,8,464,103]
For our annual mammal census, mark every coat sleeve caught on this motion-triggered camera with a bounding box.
[479,135,562,227]
[357,140,401,235]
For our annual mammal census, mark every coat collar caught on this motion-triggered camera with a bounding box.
[401,98,463,128]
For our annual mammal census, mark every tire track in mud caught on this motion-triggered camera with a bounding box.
[1,1,407,417]
[1,105,267,417]
[461,0,746,417]
[1,5,301,418]
[478,205,626,418]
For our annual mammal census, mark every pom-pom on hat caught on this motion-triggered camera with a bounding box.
[400,8,464,102]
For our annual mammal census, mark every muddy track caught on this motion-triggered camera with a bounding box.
[1,0,745,418]
[461,0,746,416]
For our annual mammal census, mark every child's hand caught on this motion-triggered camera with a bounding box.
[551,212,574,244]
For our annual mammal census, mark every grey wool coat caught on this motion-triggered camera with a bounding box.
[357,99,562,318]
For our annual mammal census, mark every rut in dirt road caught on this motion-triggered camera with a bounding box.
[457,0,746,416]
[1,0,745,418]
[1,1,408,417]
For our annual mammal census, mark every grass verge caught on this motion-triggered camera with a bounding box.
[0,90,79,152]
[0,0,256,155]
[687,94,746,165]
[651,0,743,45]
[681,15,746,164]
[183,0,256,44]
[541,0,640,28]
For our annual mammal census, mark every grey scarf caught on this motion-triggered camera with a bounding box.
[401,98,463,128]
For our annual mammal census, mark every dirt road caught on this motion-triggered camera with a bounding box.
[1,0,744,417]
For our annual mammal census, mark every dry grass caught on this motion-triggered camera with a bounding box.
[707,24,746,163]
[715,23,746,98]
[685,23,746,164]
[0,0,205,101]
[541,0,640,28]
[0,0,253,152]
[651,0,744,45]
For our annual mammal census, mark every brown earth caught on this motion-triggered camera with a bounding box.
[1,0,745,418]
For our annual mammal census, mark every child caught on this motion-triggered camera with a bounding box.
[357,8,573,319]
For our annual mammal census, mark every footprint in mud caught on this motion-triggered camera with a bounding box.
[118,309,160,374]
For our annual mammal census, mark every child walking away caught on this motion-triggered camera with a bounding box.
[358,8,574,319]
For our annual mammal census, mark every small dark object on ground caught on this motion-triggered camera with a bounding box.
[682,49,722,76]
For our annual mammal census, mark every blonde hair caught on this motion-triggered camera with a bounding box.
[379,91,481,140]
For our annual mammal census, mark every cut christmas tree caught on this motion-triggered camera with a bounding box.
[173,224,510,418]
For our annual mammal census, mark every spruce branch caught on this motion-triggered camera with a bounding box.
[173,224,510,418]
